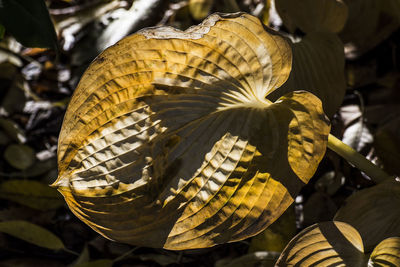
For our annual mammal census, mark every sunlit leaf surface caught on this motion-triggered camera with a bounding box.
[54,12,330,249]
[276,221,367,266]
[334,180,400,252]
[369,237,400,266]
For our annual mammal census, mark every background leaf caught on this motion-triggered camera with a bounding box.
[215,251,280,267]
[0,180,64,211]
[275,0,348,33]
[74,259,113,267]
[3,144,35,170]
[0,24,5,40]
[0,0,58,49]
[248,206,296,253]
[189,0,214,20]
[334,180,400,252]
[341,0,400,57]
[0,220,64,250]
[268,32,346,117]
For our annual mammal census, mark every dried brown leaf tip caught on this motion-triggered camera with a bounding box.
[54,12,330,249]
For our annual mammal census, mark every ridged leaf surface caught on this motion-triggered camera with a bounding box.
[369,237,400,266]
[54,13,330,249]
[276,221,367,266]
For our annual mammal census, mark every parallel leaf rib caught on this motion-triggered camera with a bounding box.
[55,13,329,250]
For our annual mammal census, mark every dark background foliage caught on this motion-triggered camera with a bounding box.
[0,0,399,266]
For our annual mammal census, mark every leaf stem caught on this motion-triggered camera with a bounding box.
[63,247,79,256]
[327,134,392,184]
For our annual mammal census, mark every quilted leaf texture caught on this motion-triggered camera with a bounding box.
[276,222,367,266]
[53,13,330,250]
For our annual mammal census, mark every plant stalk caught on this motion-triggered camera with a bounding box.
[327,134,392,184]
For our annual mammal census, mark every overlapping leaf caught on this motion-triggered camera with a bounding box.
[276,221,367,266]
[369,237,400,266]
[269,32,346,117]
[276,221,400,266]
[334,180,400,251]
[0,0,58,49]
[341,0,400,56]
[53,13,330,249]
[275,0,348,33]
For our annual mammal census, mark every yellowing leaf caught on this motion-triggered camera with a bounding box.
[275,0,348,33]
[0,180,64,210]
[334,180,400,252]
[276,221,367,266]
[269,32,346,117]
[0,220,64,250]
[369,237,400,266]
[53,13,330,250]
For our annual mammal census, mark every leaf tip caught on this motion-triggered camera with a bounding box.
[50,176,69,190]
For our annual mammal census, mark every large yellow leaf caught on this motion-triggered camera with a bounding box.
[53,13,330,250]
[334,180,400,252]
[369,237,400,266]
[275,0,348,33]
[276,221,367,266]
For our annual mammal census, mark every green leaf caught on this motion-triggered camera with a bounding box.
[275,0,348,33]
[72,244,90,266]
[4,144,35,170]
[0,118,26,143]
[0,24,5,39]
[249,206,296,253]
[0,180,64,210]
[341,0,400,56]
[369,237,400,266]
[276,221,367,266]
[216,251,280,267]
[0,220,64,250]
[74,260,113,267]
[374,127,400,176]
[334,180,400,252]
[139,254,180,266]
[269,32,346,117]
[0,0,58,49]
[189,0,213,20]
